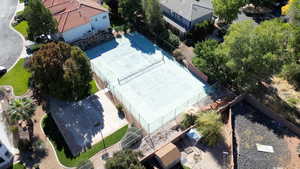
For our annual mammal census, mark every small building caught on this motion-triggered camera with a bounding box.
[43,0,111,42]
[155,143,181,169]
[159,0,213,35]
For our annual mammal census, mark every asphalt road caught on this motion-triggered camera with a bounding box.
[0,0,23,69]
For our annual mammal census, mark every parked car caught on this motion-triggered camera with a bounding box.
[0,66,7,76]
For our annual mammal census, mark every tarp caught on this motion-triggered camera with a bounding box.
[186,128,202,142]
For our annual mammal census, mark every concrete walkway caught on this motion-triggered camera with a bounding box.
[32,107,64,169]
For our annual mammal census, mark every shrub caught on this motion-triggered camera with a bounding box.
[281,63,300,89]
[197,110,223,146]
[158,30,180,52]
[180,113,197,129]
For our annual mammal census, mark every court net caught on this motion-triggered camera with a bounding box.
[117,56,165,85]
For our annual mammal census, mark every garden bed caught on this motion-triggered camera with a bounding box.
[42,114,128,167]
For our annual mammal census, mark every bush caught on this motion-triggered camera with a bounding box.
[197,110,223,146]
[281,63,300,89]
[158,30,180,52]
[180,113,197,129]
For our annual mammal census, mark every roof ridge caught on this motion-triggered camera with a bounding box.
[61,12,70,32]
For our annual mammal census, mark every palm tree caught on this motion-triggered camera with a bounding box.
[7,98,36,124]
[196,110,223,147]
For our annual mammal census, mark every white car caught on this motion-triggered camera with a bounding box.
[0,66,7,76]
[0,141,13,169]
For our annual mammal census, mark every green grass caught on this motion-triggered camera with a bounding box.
[13,21,28,38]
[19,0,24,3]
[0,58,31,96]
[16,10,23,16]
[287,97,300,106]
[90,80,99,94]
[183,165,191,169]
[42,115,128,167]
[12,163,26,169]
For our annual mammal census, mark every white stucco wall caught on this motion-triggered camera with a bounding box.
[62,23,92,42]
[61,12,111,42]
[91,12,111,31]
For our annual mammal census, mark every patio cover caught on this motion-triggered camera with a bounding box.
[155,143,181,169]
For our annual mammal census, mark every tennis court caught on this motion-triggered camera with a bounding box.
[86,33,212,133]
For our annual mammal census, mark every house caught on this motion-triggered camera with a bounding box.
[160,0,213,34]
[43,0,111,42]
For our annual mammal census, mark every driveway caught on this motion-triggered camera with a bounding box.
[0,0,23,69]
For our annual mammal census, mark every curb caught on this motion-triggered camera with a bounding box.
[7,0,26,72]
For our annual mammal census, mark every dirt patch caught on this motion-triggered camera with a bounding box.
[284,135,300,169]
[253,77,300,126]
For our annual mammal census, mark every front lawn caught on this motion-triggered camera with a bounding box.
[90,80,99,94]
[0,58,31,96]
[42,115,128,167]
[13,21,28,39]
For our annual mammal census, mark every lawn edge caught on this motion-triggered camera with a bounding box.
[8,0,26,72]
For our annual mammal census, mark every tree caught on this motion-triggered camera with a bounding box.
[193,20,296,92]
[212,0,245,23]
[287,0,300,26]
[192,39,225,83]
[197,110,223,147]
[7,98,36,124]
[24,0,57,41]
[105,150,145,169]
[142,0,165,34]
[29,42,93,101]
[118,0,141,22]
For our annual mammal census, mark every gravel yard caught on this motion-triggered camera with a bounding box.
[232,101,291,169]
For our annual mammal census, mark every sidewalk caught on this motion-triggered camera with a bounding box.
[32,107,64,169]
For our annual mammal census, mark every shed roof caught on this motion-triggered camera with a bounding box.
[155,143,181,168]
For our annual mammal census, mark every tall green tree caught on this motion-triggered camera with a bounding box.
[193,20,296,92]
[193,39,226,83]
[105,150,145,169]
[24,0,57,41]
[212,0,245,23]
[118,0,141,22]
[142,0,165,34]
[7,98,36,124]
[197,110,223,147]
[29,42,93,101]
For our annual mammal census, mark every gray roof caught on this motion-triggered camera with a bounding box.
[160,0,213,21]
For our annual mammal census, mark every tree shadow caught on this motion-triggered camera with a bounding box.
[18,136,48,168]
[45,95,106,156]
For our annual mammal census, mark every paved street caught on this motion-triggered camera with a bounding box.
[0,0,23,69]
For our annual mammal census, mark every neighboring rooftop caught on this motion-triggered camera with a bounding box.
[42,0,108,32]
[160,0,213,21]
[231,101,291,169]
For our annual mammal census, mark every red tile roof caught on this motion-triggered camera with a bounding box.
[43,0,108,32]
